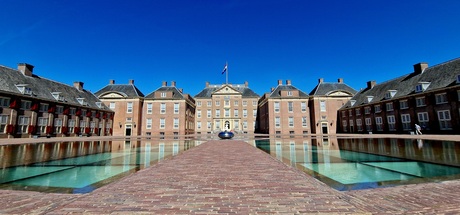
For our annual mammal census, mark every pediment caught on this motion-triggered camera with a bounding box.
[213,85,241,95]
[100,92,126,98]
[327,91,353,96]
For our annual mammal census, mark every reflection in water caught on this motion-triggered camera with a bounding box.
[255,137,460,191]
[0,139,201,193]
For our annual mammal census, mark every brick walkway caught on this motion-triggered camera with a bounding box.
[1,140,460,214]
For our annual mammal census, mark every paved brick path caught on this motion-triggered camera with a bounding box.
[1,140,460,214]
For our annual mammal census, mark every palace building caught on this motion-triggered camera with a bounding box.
[95,80,145,136]
[338,58,460,134]
[194,82,259,134]
[141,81,195,138]
[0,63,113,138]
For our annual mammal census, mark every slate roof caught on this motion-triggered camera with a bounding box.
[268,85,309,98]
[0,64,108,110]
[94,84,145,98]
[309,82,357,96]
[340,57,460,109]
[144,86,186,99]
[194,84,259,98]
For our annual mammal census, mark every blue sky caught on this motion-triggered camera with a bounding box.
[1,0,460,96]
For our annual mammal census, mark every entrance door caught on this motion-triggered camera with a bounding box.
[125,124,132,136]
[321,123,328,134]
[224,121,230,131]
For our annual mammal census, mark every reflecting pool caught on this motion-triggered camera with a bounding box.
[253,137,460,191]
[0,139,201,193]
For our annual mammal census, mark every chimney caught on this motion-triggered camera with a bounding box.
[205,81,210,87]
[171,81,176,87]
[74,81,84,91]
[18,63,34,77]
[277,80,282,85]
[318,78,324,83]
[338,78,343,83]
[179,88,183,93]
[367,80,376,89]
[128,79,134,85]
[413,62,428,74]
[244,81,248,87]
[109,79,115,85]
[271,87,275,92]
[162,81,167,86]
[286,80,291,85]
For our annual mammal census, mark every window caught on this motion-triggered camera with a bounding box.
[207,121,212,129]
[90,121,96,133]
[146,118,152,129]
[435,93,448,104]
[207,101,211,107]
[348,110,353,117]
[386,103,394,111]
[161,92,166,97]
[320,100,326,112]
[234,109,239,117]
[253,109,257,117]
[68,119,75,133]
[401,114,411,130]
[80,120,87,131]
[174,103,179,114]
[400,100,408,109]
[0,115,8,133]
[160,103,166,114]
[225,109,230,117]
[234,100,238,106]
[355,108,361,116]
[0,97,10,107]
[364,107,371,114]
[147,103,152,114]
[288,117,294,127]
[415,82,430,93]
[374,105,381,113]
[288,102,293,112]
[215,100,220,106]
[417,112,429,128]
[56,106,63,114]
[39,103,49,112]
[243,101,247,106]
[20,101,31,110]
[243,120,247,129]
[342,120,347,132]
[225,100,230,106]
[302,117,307,127]
[375,117,383,131]
[81,109,87,117]
[215,109,220,117]
[215,120,221,129]
[197,121,201,129]
[416,97,426,107]
[274,102,280,113]
[17,116,30,134]
[234,120,239,129]
[207,109,211,118]
[438,110,452,130]
[356,119,363,131]
[301,102,306,112]
[365,118,372,131]
[287,91,292,96]
[160,118,165,129]
[109,102,115,109]
[387,115,396,131]
[252,101,257,106]
[70,108,76,115]
[197,110,201,118]
[385,90,397,99]
[174,118,179,129]
[38,118,50,134]
[127,102,133,113]
[197,101,202,107]
[54,118,63,133]
[243,109,247,118]
[275,117,280,127]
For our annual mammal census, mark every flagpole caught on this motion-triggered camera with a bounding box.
[226,61,228,84]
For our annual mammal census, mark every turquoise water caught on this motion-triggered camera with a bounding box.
[254,138,460,191]
[0,140,200,193]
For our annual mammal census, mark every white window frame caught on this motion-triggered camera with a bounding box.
[399,100,408,109]
[147,103,153,114]
[174,103,179,114]
[288,102,293,113]
[320,100,326,112]
[274,102,280,113]
[160,103,166,114]
[437,110,452,130]
[0,115,8,134]
[401,114,411,131]
[127,102,133,113]
[109,102,115,109]
[387,115,396,131]
[160,118,165,129]
[435,93,448,104]
[301,102,306,112]
[18,116,30,134]
[288,117,294,127]
[275,117,280,128]
[416,97,426,107]
[146,118,152,129]
[417,112,429,128]
[173,118,179,129]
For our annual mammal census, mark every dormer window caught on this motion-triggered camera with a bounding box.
[287,91,292,96]
[366,96,374,103]
[161,92,166,98]
[96,102,103,109]
[457,75,460,84]
[77,98,88,106]
[15,84,33,95]
[0,97,10,107]
[350,100,356,106]
[385,90,397,99]
[415,82,430,93]
[51,92,65,102]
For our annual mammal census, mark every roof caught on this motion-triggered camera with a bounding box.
[94,84,145,98]
[194,83,259,98]
[340,57,460,109]
[268,85,309,98]
[0,65,108,110]
[309,82,357,96]
[144,86,186,99]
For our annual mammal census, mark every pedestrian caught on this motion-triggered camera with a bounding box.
[415,124,422,135]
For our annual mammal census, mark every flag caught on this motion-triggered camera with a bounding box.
[221,63,228,74]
